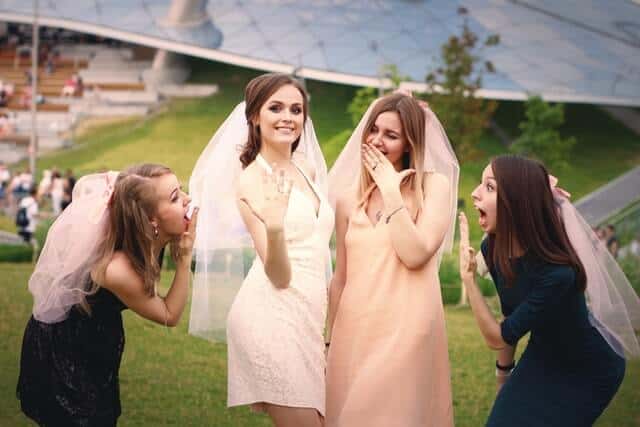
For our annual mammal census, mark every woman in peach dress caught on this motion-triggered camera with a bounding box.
[326,93,459,427]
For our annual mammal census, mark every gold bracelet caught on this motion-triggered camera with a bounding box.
[385,206,405,223]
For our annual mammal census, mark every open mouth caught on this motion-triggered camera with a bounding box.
[183,212,191,232]
[475,205,488,228]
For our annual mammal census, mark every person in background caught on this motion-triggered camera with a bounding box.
[50,170,65,216]
[61,168,76,211]
[17,186,38,244]
[592,225,606,242]
[36,169,52,205]
[0,161,11,208]
[605,224,619,259]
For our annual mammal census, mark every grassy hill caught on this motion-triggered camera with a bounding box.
[25,59,640,205]
[5,59,640,269]
[29,60,358,183]
[7,58,640,291]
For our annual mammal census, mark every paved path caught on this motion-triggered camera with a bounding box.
[601,106,640,136]
[0,230,25,245]
[575,166,640,225]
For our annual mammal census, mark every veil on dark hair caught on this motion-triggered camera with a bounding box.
[488,155,639,359]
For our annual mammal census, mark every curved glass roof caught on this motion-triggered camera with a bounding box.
[1,0,639,105]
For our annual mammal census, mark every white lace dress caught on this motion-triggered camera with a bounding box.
[226,156,334,415]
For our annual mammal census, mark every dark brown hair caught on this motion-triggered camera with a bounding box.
[486,155,586,291]
[92,163,173,301]
[239,73,308,168]
[358,93,427,215]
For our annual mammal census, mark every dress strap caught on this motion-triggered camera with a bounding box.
[292,161,321,200]
[255,154,272,173]
[357,183,378,210]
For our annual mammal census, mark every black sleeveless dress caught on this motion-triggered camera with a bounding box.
[17,287,127,426]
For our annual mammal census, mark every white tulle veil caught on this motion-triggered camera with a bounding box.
[188,101,329,342]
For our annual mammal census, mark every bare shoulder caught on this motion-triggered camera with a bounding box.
[236,162,262,199]
[336,186,358,217]
[103,251,143,292]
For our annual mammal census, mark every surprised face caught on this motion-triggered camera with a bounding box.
[471,163,498,233]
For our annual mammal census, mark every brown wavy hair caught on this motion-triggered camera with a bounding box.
[358,93,427,217]
[239,73,308,168]
[486,155,586,290]
[91,164,174,304]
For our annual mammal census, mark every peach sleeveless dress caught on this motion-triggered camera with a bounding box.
[326,185,454,427]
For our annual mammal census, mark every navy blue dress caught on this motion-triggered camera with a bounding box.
[17,287,127,426]
[481,240,625,427]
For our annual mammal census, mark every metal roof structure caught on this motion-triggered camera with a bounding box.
[1,0,639,105]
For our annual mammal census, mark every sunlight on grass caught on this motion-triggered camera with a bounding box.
[1,264,637,426]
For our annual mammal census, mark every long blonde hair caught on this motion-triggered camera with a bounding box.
[91,164,173,302]
[358,93,427,216]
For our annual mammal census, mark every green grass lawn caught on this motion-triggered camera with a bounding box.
[493,101,640,200]
[1,263,638,426]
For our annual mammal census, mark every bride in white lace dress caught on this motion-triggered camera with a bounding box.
[226,74,333,427]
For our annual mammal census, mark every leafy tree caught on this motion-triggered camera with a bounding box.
[425,7,500,159]
[347,64,408,126]
[510,96,576,170]
[347,86,377,127]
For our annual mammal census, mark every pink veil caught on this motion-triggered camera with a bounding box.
[554,192,640,359]
[29,171,119,323]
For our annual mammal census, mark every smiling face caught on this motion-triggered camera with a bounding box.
[364,111,409,171]
[150,173,191,237]
[471,163,498,233]
[255,84,305,147]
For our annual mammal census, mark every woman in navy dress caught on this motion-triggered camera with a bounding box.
[458,155,628,427]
